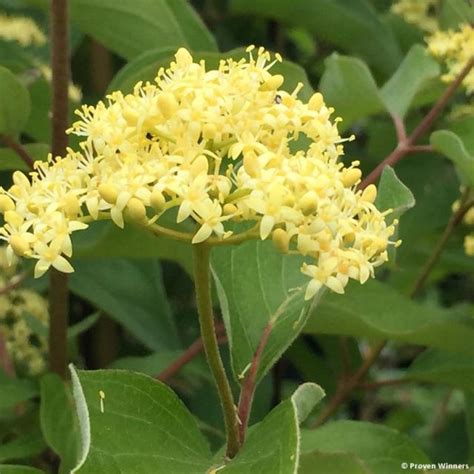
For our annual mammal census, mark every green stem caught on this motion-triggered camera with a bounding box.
[192,244,240,458]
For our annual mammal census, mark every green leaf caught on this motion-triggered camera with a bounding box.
[109,47,313,101]
[0,66,30,136]
[0,371,38,410]
[450,116,474,156]
[221,383,325,473]
[0,466,45,474]
[212,240,320,383]
[319,54,385,128]
[301,421,429,473]
[69,258,179,351]
[299,452,370,474]
[69,367,212,473]
[464,391,474,465]
[68,0,217,60]
[380,45,440,118]
[304,280,474,356]
[407,349,474,392]
[375,166,415,222]
[230,0,402,75]
[431,130,474,187]
[0,144,48,171]
[73,222,193,275]
[67,312,100,340]
[40,374,80,474]
[440,0,474,29]
[0,429,45,464]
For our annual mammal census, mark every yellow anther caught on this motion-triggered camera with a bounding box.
[157,93,178,119]
[361,184,377,204]
[299,191,318,215]
[308,92,324,111]
[243,154,260,178]
[10,235,30,256]
[223,203,237,215]
[4,210,23,227]
[260,74,284,91]
[190,155,209,177]
[272,228,290,253]
[342,168,362,187]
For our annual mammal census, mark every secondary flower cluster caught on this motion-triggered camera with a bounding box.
[427,23,474,94]
[0,248,48,375]
[0,47,397,299]
[453,196,474,256]
[0,12,46,47]
[391,0,438,32]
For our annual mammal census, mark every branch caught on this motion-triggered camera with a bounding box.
[390,113,407,143]
[360,56,474,189]
[237,320,274,444]
[0,135,34,169]
[158,323,227,382]
[357,378,413,390]
[0,330,15,377]
[49,0,70,379]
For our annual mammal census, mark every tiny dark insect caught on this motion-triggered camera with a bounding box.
[145,132,153,140]
[274,94,282,104]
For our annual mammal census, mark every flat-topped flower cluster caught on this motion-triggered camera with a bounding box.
[0,47,397,299]
[427,23,474,94]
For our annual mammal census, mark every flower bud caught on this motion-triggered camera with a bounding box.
[299,191,318,215]
[126,197,147,222]
[98,183,119,204]
[150,189,166,212]
[342,168,362,187]
[361,184,377,204]
[10,235,30,256]
[157,93,178,119]
[223,203,237,215]
[0,195,15,213]
[272,228,290,253]
[260,74,284,91]
[202,123,217,140]
[175,48,193,66]
[63,194,81,218]
[308,92,324,111]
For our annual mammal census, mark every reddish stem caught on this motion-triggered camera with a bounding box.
[360,56,474,189]
[237,320,274,444]
[0,135,34,169]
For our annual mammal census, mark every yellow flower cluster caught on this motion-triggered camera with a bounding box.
[0,47,397,299]
[0,249,48,375]
[391,0,438,32]
[0,13,46,47]
[427,24,474,94]
[453,197,474,256]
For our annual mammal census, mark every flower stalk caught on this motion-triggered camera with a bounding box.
[192,243,240,458]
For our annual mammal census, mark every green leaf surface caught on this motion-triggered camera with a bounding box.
[0,66,30,136]
[230,0,402,75]
[407,349,474,392]
[40,374,80,474]
[304,279,474,356]
[212,240,320,383]
[319,54,385,128]
[0,372,38,410]
[0,466,45,474]
[108,47,313,100]
[380,44,440,118]
[465,391,474,465]
[0,429,45,464]
[70,367,212,473]
[450,116,474,156]
[301,421,429,473]
[35,0,217,60]
[375,166,415,222]
[430,130,474,187]
[221,383,324,473]
[0,144,48,171]
[440,0,474,28]
[69,258,179,351]
[67,312,100,340]
[299,451,370,474]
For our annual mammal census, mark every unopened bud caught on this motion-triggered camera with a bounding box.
[98,183,119,204]
[63,194,81,217]
[342,168,362,187]
[272,228,290,253]
[126,197,147,222]
[260,74,284,91]
[157,93,178,119]
[299,191,318,215]
[308,92,324,111]
[4,210,23,227]
[0,195,15,213]
[361,184,377,204]
[10,235,30,256]
[223,203,237,215]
